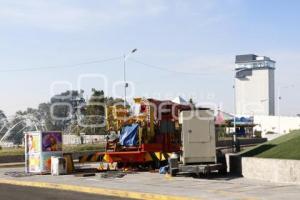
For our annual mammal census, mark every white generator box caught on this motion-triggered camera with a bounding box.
[180,110,216,164]
[51,156,67,176]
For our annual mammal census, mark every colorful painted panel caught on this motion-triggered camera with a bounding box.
[40,152,63,172]
[42,132,62,152]
[26,133,41,154]
[27,154,41,173]
[25,131,63,173]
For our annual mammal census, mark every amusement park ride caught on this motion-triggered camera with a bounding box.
[99,97,193,167]
[96,97,227,175]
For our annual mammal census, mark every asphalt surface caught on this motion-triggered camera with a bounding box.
[0,184,133,200]
[2,167,300,200]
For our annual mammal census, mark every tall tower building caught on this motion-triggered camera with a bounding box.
[235,54,275,116]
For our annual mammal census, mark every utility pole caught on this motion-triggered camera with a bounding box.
[123,49,137,108]
[277,84,294,134]
[233,78,237,152]
[277,87,281,134]
[123,54,127,108]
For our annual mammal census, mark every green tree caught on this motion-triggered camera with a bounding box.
[38,102,57,131]
[104,97,124,106]
[50,90,85,131]
[0,110,8,137]
[71,90,124,135]
[80,89,106,135]
[6,112,27,144]
[0,110,6,120]
[2,90,124,140]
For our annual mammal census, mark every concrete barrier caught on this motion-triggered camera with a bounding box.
[242,157,300,184]
[225,153,242,175]
[0,151,100,164]
[217,138,267,148]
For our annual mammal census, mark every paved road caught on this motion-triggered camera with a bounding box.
[2,167,300,200]
[0,184,132,200]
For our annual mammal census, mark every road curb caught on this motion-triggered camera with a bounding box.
[0,178,198,200]
[0,163,24,168]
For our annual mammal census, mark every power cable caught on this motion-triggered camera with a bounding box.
[0,56,232,76]
[0,56,122,72]
[128,58,232,76]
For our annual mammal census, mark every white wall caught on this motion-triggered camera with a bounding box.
[268,69,275,115]
[253,115,300,140]
[235,68,275,116]
[63,135,106,145]
[242,157,300,184]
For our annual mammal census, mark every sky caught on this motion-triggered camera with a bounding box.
[0,0,299,116]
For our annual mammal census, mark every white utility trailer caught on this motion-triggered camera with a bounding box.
[169,110,226,176]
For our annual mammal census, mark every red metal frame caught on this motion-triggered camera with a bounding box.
[102,98,191,164]
[141,143,163,152]
[104,151,147,163]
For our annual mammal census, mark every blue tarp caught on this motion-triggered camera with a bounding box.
[159,165,169,174]
[120,123,139,147]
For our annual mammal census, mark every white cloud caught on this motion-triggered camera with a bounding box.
[172,54,234,74]
[266,51,300,86]
[0,0,240,32]
[0,0,168,31]
[173,51,300,77]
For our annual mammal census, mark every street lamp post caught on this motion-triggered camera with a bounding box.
[123,48,137,107]
[233,83,237,148]
[277,84,294,134]
[277,87,281,134]
[233,74,238,152]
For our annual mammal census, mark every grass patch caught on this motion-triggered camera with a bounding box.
[241,130,300,160]
[63,143,105,153]
[0,143,105,157]
[0,148,24,157]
